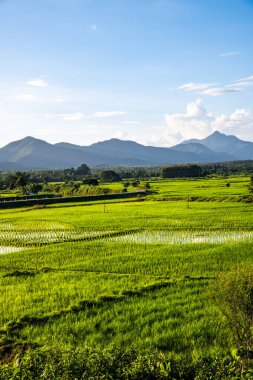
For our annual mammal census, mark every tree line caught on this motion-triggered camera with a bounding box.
[1,161,253,194]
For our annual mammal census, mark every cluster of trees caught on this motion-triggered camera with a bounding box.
[202,160,253,176]
[0,172,36,193]
[161,162,253,179]
[161,164,202,178]
[28,164,91,183]
[0,165,144,195]
[95,161,253,179]
[0,164,91,193]
[95,167,158,179]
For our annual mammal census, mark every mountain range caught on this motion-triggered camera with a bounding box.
[0,131,253,171]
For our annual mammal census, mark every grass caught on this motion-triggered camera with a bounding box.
[17,279,221,357]
[0,176,252,376]
[148,176,250,200]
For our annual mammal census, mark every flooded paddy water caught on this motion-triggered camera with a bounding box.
[110,230,253,245]
[0,246,24,254]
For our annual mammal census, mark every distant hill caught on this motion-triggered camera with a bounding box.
[172,141,234,162]
[0,131,253,170]
[182,131,253,160]
[0,161,26,172]
[0,136,99,169]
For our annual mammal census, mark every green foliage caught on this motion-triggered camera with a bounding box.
[131,180,140,187]
[249,175,253,193]
[161,165,202,178]
[100,170,122,182]
[83,178,99,186]
[0,172,30,191]
[75,163,91,177]
[0,346,252,379]
[26,182,43,194]
[209,267,253,359]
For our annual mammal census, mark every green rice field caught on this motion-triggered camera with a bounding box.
[0,176,253,378]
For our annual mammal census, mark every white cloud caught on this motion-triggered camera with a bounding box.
[221,109,253,140]
[164,99,213,143]
[51,97,65,103]
[91,23,97,31]
[220,51,240,57]
[61,112,85,121]
[15,94,37,101]
[122,120,141,125]
[27,79,48,87]
[157,99,253,146]
[177,82,215,91]
[92,111,126,118]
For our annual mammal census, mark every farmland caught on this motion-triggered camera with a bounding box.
[0,176,253,378]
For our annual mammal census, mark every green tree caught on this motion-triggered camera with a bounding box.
[75,164,91,177]
[131,180,140,187]
[15,172,30,191]
[27,183,43,194]
[83,178,99,186]
[100,170,122,182]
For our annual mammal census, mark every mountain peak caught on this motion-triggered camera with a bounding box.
[209,130,224,137]
[202,130,240,145]
[90,138,143,149]
[179,130,252,158]
[20,136,48,144]
[23,136,37,141]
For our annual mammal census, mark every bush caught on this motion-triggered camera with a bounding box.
[209,267,253,360]
[1,346,253,379]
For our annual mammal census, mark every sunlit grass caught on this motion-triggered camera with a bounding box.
[0,176,252,362]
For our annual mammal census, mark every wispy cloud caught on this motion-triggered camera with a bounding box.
[58,111,126,121]
[177,82,215,91]
[92,111,126,118]
[229,81,253,89]
[227,75,253,91]
[220,51,240,57]
[91,23,97,31]
[237,75,253,81]
[201,87,241,96]
[61,112,85,121]
[177,75,253,96]
[27,79,48,87]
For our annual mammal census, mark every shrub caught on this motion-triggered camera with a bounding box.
[209,267,253,360]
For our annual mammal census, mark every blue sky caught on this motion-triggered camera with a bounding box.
[0,0,253,147]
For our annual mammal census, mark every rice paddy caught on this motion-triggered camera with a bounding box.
[110,230,253,245]
[0,246,24,254]
[0,176,252,376]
